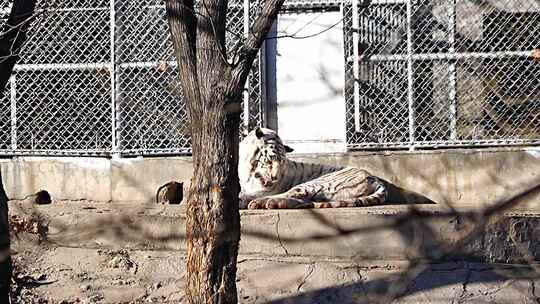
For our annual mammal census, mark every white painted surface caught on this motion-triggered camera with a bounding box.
[274,11,346,153]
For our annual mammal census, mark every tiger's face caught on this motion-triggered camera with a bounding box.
[239,127,293,196]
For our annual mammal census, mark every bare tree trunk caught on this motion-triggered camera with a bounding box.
[0,170,10,302]
[185,106,242,303]
[0,0,37,298]
[165,0,284,302]
[0,0,38,92]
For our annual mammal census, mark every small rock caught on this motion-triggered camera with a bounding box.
[80,284,91,291]
[109,256,122,268]
[154,282,162,289]
[88,293,104,303]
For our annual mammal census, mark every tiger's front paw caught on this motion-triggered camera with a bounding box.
[247,197,278,209]
[247,198,268,209]
[247,197,313,209]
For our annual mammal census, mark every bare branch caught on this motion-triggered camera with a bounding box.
[0,0,38,92]
[227,0,285,99]
[196,0,228,67]
[164,0,200,103]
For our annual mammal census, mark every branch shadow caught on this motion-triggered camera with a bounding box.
[263,181,540,304]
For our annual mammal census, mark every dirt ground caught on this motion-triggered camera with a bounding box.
[9,242,540,303]
[7,201,540,304]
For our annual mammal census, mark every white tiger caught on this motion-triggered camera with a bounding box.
[239,127,393,209]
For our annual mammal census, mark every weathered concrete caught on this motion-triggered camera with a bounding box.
[1,147,539,209]
[1,157,112,203]
[110,157,193,204]
[10,202,540,264]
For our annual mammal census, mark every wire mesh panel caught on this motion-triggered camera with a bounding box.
[246,1,266,130]
[113,1,191,155]
[18,6,111,64]
[344,0,540,149]
[0,80,10,150]
[113,0,259,155]
[0,0,264,156]
[0,0,113,155]
[115,65,190,154]
[13,68,112,152]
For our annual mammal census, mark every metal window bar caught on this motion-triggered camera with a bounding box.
[448,0,456,140]
[352,0,361,132]
[10,76,16,150]
[243,0,250,128]
[110,0,118,156]
[406,0,414,150]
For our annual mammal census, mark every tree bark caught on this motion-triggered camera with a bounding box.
[0,0,37,299]
[0,170,10,302]
[165,0,284,302]
[0,0,38,92]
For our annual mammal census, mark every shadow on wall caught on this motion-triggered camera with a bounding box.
[383,179,436,206]
[263,184,540,304]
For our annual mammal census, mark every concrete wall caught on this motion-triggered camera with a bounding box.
[1,147,539,209]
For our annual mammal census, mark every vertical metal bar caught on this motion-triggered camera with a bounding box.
[110,0,119,157]
[10,76,17,150]
[406,0,414,150]
[448,0,457,140]
[243,0,250,127]
[352,0,360,132]
[258,44,267,127]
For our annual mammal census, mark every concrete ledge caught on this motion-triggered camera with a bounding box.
[2,147,540,209]
[10,202,540,264]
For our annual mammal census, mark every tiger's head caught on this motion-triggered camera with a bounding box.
[239,127,293,196]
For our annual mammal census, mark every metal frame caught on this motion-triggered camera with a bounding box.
[0,1,259,157]
[343,0,540,150]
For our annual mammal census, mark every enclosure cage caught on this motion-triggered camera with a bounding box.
[0,0,538,156]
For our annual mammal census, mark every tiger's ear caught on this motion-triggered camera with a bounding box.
[255,127,265,139]
[284,145,294,153]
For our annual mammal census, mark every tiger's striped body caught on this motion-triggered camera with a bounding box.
[239,128,388,209]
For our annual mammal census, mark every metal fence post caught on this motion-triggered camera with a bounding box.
[110,0,119,157]
[352,0,360,133]
[406,0,415,150]
[448,0,457,140]
[10,76,17,150]
[243,0,250,128]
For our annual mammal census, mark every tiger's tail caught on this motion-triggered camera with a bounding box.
[155,183,169,204]
[354,178,387,206]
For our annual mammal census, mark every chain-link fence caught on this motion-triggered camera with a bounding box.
[344,0,540,149]
[0,0,265,156]
[0,0,539,156]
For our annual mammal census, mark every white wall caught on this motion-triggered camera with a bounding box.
[271,11,346,153]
